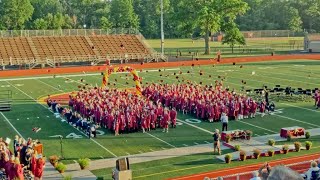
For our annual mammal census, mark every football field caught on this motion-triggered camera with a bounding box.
[0,59,320,179]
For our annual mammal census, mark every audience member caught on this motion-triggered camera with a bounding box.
[267,165,303,180]
[250,171,261,180]
[305,161,320,180]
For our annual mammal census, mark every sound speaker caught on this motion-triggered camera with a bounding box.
[116,157,130,171]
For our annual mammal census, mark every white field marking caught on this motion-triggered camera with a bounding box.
[237,120,277,133]
[138,151,143,154]
[264,133,269,135]
[281,103,320,113]
[273,114,320,128]
[27,118,29,120]
[194,142,199,145]
[177,119,213,134]
[161,147,166,150]
[204,141,210,144]
[309,127,314,129]
[126,152,131,155]
[146,132,176,148]
[183,144,188,147]
[294,65,305,67]
[6,81,118,157]
[0,68,180,81]
[258,67,275,69]
[73,160,77,163]
[36,79,63,92]
[0,112,24,139]
[255,134,260,136]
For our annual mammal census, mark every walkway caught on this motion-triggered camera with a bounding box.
[62,127,320,179]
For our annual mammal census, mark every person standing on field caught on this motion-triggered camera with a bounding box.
[213,129,221,155]
[221,112,228,131]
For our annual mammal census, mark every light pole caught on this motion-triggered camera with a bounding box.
[160,0,164,57]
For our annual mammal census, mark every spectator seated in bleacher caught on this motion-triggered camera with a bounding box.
[304,161,320,180]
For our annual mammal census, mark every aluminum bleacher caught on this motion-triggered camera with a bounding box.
[0,29,166,69]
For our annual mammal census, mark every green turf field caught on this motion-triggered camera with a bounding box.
[146,37,304,58]
[0,59,319,179]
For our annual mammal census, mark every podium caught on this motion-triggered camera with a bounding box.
[34,143,43,155]
[112,169,132,180]
[113,157,132,180]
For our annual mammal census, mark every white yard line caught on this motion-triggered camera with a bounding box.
[146,132,176,148]
[0,112,24,139]
[237,120,277,134]
[177,119,213,134]
[273,114,320,128]
[6,81,118,157]
[36,79,64,92]
[280,103,320,113]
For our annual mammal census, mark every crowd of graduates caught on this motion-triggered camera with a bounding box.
[143,81,269,122]
[47,86,178,136]
[45,77,277,137]
[0,136,45,180]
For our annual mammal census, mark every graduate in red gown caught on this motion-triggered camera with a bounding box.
[169,108,177,128]
[259,100,266,117]
[162,109,170,133]
[34,158,46,180]
[14,159,24,180]
[250,100,258,118]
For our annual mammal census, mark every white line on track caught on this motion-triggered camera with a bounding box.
[0,112,24,139]
[0,68,180,81]
[146,132,176,148]
[6,81,118,157]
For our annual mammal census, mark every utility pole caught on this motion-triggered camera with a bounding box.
[160,0,164,57]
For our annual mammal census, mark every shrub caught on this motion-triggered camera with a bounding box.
[268,139,275,146]
[49,155,59,166]
[294,141,302,152]
[225,153,232,164]
[305,132,310,139]
[225,153,232,159]
[268,149,275,157]
[282,144,289,150]
[226,134,232,142]
[234,145,241,151]
[305,141,312,150]
[56,163,66,173]
[78,158,90,170]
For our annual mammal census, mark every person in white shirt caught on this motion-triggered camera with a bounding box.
[250,171,261,180]
[305,161,320,180]
[220,112,228,131]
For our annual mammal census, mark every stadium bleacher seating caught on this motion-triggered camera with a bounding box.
[0,29,164,68]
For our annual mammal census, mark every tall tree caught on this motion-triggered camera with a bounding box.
[110,0,139,29]
[222,22,246,53]
[288,7,303,32]
[176,0,249,54]
[0,0,34,30]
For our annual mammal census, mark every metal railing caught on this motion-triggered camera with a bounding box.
[0,28,139,38]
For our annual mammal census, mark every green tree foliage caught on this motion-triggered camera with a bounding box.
[100,17,112,30]
[176,0,249,54]
[110,0,139,29]
[222,22,246,53]
[288,7,303,32]
[0,0,34,30]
